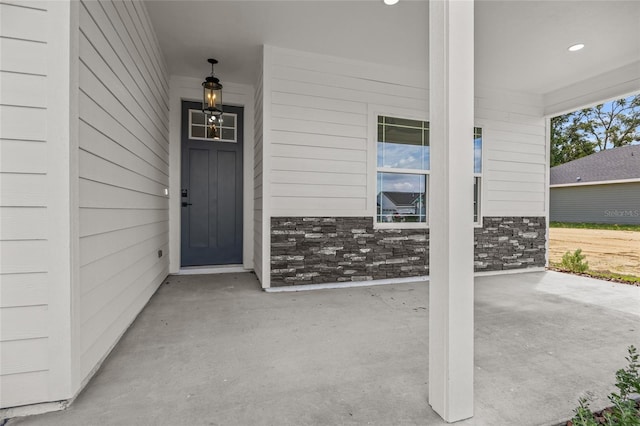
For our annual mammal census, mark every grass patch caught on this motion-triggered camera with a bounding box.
[550,263,640,285]
[550,221,640,232]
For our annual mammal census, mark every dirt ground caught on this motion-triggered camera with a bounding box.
[549,228,640,277]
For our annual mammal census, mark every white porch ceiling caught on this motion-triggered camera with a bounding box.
[146,0,640,96]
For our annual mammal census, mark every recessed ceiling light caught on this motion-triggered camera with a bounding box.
[568,43,585,52]
[384,0,399,5]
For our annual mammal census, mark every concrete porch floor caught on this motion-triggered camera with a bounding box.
[10,271,640,426]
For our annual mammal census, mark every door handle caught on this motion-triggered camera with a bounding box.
[182,202,192,207]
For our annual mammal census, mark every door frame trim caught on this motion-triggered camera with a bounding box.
[168,76,255,273]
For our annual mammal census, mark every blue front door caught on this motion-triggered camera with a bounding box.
[180,101,243,266]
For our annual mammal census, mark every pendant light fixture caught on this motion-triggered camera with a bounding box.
[202,58,223,117]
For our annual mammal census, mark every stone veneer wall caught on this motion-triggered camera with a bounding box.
[474,216,546,272]
[270,216,546,287]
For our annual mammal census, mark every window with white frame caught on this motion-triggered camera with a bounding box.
[375,115,483,226]
[189,109,237,142]
[474,127,483,225]
[376,116,429,224]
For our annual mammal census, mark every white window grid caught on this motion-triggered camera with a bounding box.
[375,117,483,228]
[376,115,430,227]
[189,109,237,143]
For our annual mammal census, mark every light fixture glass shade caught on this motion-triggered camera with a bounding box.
[568,43,585,52]
[202,77,223,116]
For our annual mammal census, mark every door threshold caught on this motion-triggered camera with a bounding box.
[176,264,249,275]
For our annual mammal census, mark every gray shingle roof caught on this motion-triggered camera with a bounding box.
[550,144,640,185]
[381,192,422,206]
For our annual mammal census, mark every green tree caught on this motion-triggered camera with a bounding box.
[575,95,640,151]
[550,113,595,167]
[551,94,640,166]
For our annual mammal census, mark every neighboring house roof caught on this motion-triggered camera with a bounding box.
[550,144,640,186]
[380,192,422,207]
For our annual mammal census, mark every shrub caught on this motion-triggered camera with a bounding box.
[561,249,589,273]
[570,345,640,425]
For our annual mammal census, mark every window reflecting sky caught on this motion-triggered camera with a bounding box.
[377,142,430,170]
[377,172,426,193]
[474,136,482,173]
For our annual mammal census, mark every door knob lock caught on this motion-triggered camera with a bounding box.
[182,202,192,207]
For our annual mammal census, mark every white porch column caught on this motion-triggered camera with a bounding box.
[428,0,475,422]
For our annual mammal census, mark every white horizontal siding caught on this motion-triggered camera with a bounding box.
[265,47,428,217]
[476,88,546,217]
[0,241,47,274]
[0,105,47,141]
[0,2,47,42]
[0,72,47,107]
[0,273,47,308]
[0,139,47,173]
[0,37,46,75]
[0,371,49,408]
[263,48,547,224]
[0,305,48,341]
[80,208,169,237]
[0,173,47,207]
[0,207,47,240]
[1,338,48,375]
[80,266,167,379]
[80,233,168,296]
[77,0,169,384]
[0,1,52,408]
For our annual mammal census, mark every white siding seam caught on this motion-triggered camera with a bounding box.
[78,88,169,167]
[80,266,167,358]
[79,218,168,239]
[133,1,169,80]
[0,239,47,243]
[270,167,364,175]
[271,77,425,102]
[490,178,542,184]
[271,129,365,139]
[78,55,168,151]
[0,104,46,110]
[0,271,47,276]
[0,369,48,378]
[79,256,166,329]
[274,182,366,188]
[117,2,168,97]
[0,2,47,11]
[79,118,169,177]
[99,1,169,114]
[78,147,168,186]
[83,1,168,125]
[0,69,46,77]
[0,171,46,175]
[106,1,169,106]
[79,225,168,269]
[79,272,166,381]
[0,35,46,44]
[0,304,47,311]
[487,158,546,166]
[272,63,427,90]
[78,27,168,136]
[78,177,166,199]
[271,155,366,164]
[80,235,169,296]
[125,1,169,92]
[0,137,46,143]
[271,143,365,152]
